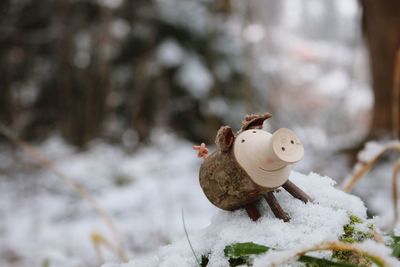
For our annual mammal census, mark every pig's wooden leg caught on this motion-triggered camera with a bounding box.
[264,192,290,222]
[244,202,261,221]
[282,180,312,203]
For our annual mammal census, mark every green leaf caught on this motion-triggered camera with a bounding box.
[299,255,364,267]
[224,242,270,258]
[391,235,400,258]
[200,255,209,267]
[42,259,50,267]
[228,256,249,267]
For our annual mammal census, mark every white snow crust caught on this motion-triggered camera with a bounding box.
[104,172,368,267]
[0,133,215,267]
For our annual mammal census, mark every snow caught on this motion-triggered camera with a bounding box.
[1,136,397,267]
[357,141,393,162]
[111,19,130,39]
[253,239,399,267]
[356,240,400,266]
[176,55,213,98]
[155,0,209,36]
[74,32,91,68]
[242,24,265,43]
[0,132,215,267]
[336,0,359,18]
[98,0,123,9]
[104,172,369,267]
[156,39,186,67]
[205,97,230,117]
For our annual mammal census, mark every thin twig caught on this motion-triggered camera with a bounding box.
[342,142,400,192]
[0,123,127,261]
[182,209,200,265]
[91,231,122,264]
[264,241,391,267]
[342,142,400,230]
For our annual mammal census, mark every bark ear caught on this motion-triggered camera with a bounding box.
[215,126,234,152]
[240,112,272,131]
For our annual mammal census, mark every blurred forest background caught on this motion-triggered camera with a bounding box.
[1,0,400,267]
[1,0,400,150]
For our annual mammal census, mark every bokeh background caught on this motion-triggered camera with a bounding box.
[1,0,400,266]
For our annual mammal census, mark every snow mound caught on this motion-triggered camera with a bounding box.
[104,171,367,267]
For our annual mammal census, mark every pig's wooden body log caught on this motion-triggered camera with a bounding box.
[195,112,312,222]
[199,149,271,211]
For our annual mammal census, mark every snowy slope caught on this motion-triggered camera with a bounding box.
[0,132,216,267]
[103,172,381,267]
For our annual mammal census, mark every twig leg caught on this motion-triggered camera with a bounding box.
[264,192,290,222]
[244,202,261,221]
[282,179,312,203]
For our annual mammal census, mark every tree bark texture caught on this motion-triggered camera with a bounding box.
[0,69,13,126]
[361,0,400,138]
[282,179,312,203]
[199,149,270,211]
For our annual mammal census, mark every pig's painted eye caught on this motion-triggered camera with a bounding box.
[281,147,285,151]
[290,140,294,144]
[241,139,245,143]
[252,131,256,133]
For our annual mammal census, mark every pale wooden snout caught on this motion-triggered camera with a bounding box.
[263,128,304,171]
[233,128,304,188]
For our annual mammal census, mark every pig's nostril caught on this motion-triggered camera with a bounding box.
[281,147,285,151]
[290,140,294,144]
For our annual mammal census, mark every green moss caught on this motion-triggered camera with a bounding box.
[332,214,374,266]
[334,251,354,261]
[114,174,134,187]
[349,215,363,224]
[390,235,400,258]
[340,215,373,244]
[41,259,50,267]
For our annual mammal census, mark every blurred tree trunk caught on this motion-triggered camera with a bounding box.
[0,73,13,125]
[361,0,400,139]
[54,1,110,147]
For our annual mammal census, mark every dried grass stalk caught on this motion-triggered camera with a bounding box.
[91,231,124,264]
[342,142,400,192]
[265,241,390,267]
[342,142,400,229]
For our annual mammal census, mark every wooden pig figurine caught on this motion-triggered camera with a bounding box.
[194,112,312,222]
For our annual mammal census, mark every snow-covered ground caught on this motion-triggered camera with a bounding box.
[102,172,396,267]
[0,131,216,267]
[1,132,400,267]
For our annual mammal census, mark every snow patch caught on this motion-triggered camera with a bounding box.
[156,39,186,67]
[105,172,368,267]
[0,133,215,267]
[176,55,213,98]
